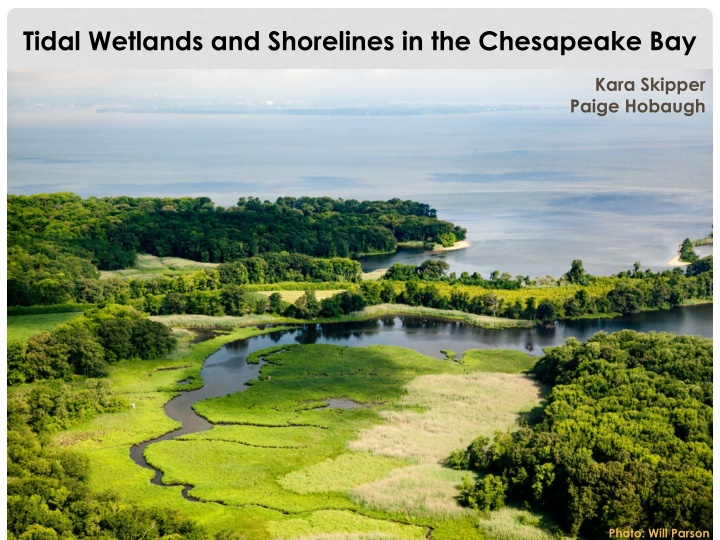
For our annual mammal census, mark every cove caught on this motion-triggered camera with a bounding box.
[130,303,712,497]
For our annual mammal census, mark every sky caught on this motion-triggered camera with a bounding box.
[9,69,712,110]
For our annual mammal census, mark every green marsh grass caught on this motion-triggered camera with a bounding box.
[179,424,325,448]
[279,453,409,494]
[55,331,556,538]
[266,509,427,539]
[460,349,538,373]
[7,312,83,343]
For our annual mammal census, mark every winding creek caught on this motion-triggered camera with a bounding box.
[130,304,712,498]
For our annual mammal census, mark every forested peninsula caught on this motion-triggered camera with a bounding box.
[6,192,713,540]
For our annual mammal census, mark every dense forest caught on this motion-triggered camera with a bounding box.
[8,193,464,306]
[449,331,712,538]
[8,193,465,280]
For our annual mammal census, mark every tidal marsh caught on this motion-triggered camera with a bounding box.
[57,329,560,538]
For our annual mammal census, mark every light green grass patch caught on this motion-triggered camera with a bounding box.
[255,290,344,302]
[361,269,388,281]
[151,313,298,328]
[101,253,218,279]
[144,439,355,513]
[179,424,325,448]
[267,509,426,540]
[460,349,538,374]
[279,452,409,494]
[477,507,574,540]
[7,312,82,343]
[349,372,542,463]
[105,329,257,395]
[351,464,474,520]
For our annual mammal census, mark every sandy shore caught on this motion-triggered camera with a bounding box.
[667,255,690,267]
[431,240,471,252]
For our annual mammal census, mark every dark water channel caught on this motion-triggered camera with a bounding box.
[130,304,712,497]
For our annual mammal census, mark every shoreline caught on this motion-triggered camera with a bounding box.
[430,239,471,252]
[667,254,690,267]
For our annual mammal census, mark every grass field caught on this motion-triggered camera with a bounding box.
[7,312,82,343]
[362,269,388,281]
[57,330,565,539]
[255,290,344,302]
[460,349,539,373]
[348,371,542,519]
[100,253,218,279]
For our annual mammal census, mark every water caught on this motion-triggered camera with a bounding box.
[130,304,711,495]
[8,108,712,277]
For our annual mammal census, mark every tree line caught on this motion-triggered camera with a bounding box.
[9,251,362,308]
[448,331,712,538]
[8,193,465,292]
[9,257,711,325]
[7,306,176,385]
[380,258,713,323]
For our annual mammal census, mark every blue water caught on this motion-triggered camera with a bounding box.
[7,108,712,277]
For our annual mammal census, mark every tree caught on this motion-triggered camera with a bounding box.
[130,319,176,360]
[536,299,558,324]
[8,341,29,385]
[294,290,320,319]
[679,238,698,263]
[96,319,134,362]
[565,259,591,285]
[162,292,186,315]
[25,333,71,381]
[267,292,284,314]
[457,474,507,512]
[220,285,249,316]
[608,282,645,315]
[379,281,396,303]
[52,326,107,377]
[402,281,422,306]
[417,260,450,280]
[218,261,250,285]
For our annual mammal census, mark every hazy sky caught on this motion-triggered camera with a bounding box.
[9,69,712,109]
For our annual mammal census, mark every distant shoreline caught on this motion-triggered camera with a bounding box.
[668,238,713,267]
[431,239,471,252]
[667,254,690,267]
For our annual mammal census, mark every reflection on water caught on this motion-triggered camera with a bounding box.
[187,303,712,407]
[129,302,712,488]
[211,303,712,373]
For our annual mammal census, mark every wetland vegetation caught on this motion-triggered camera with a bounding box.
[6,193,713,539]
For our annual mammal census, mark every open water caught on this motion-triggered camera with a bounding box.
[7,108,712,277]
